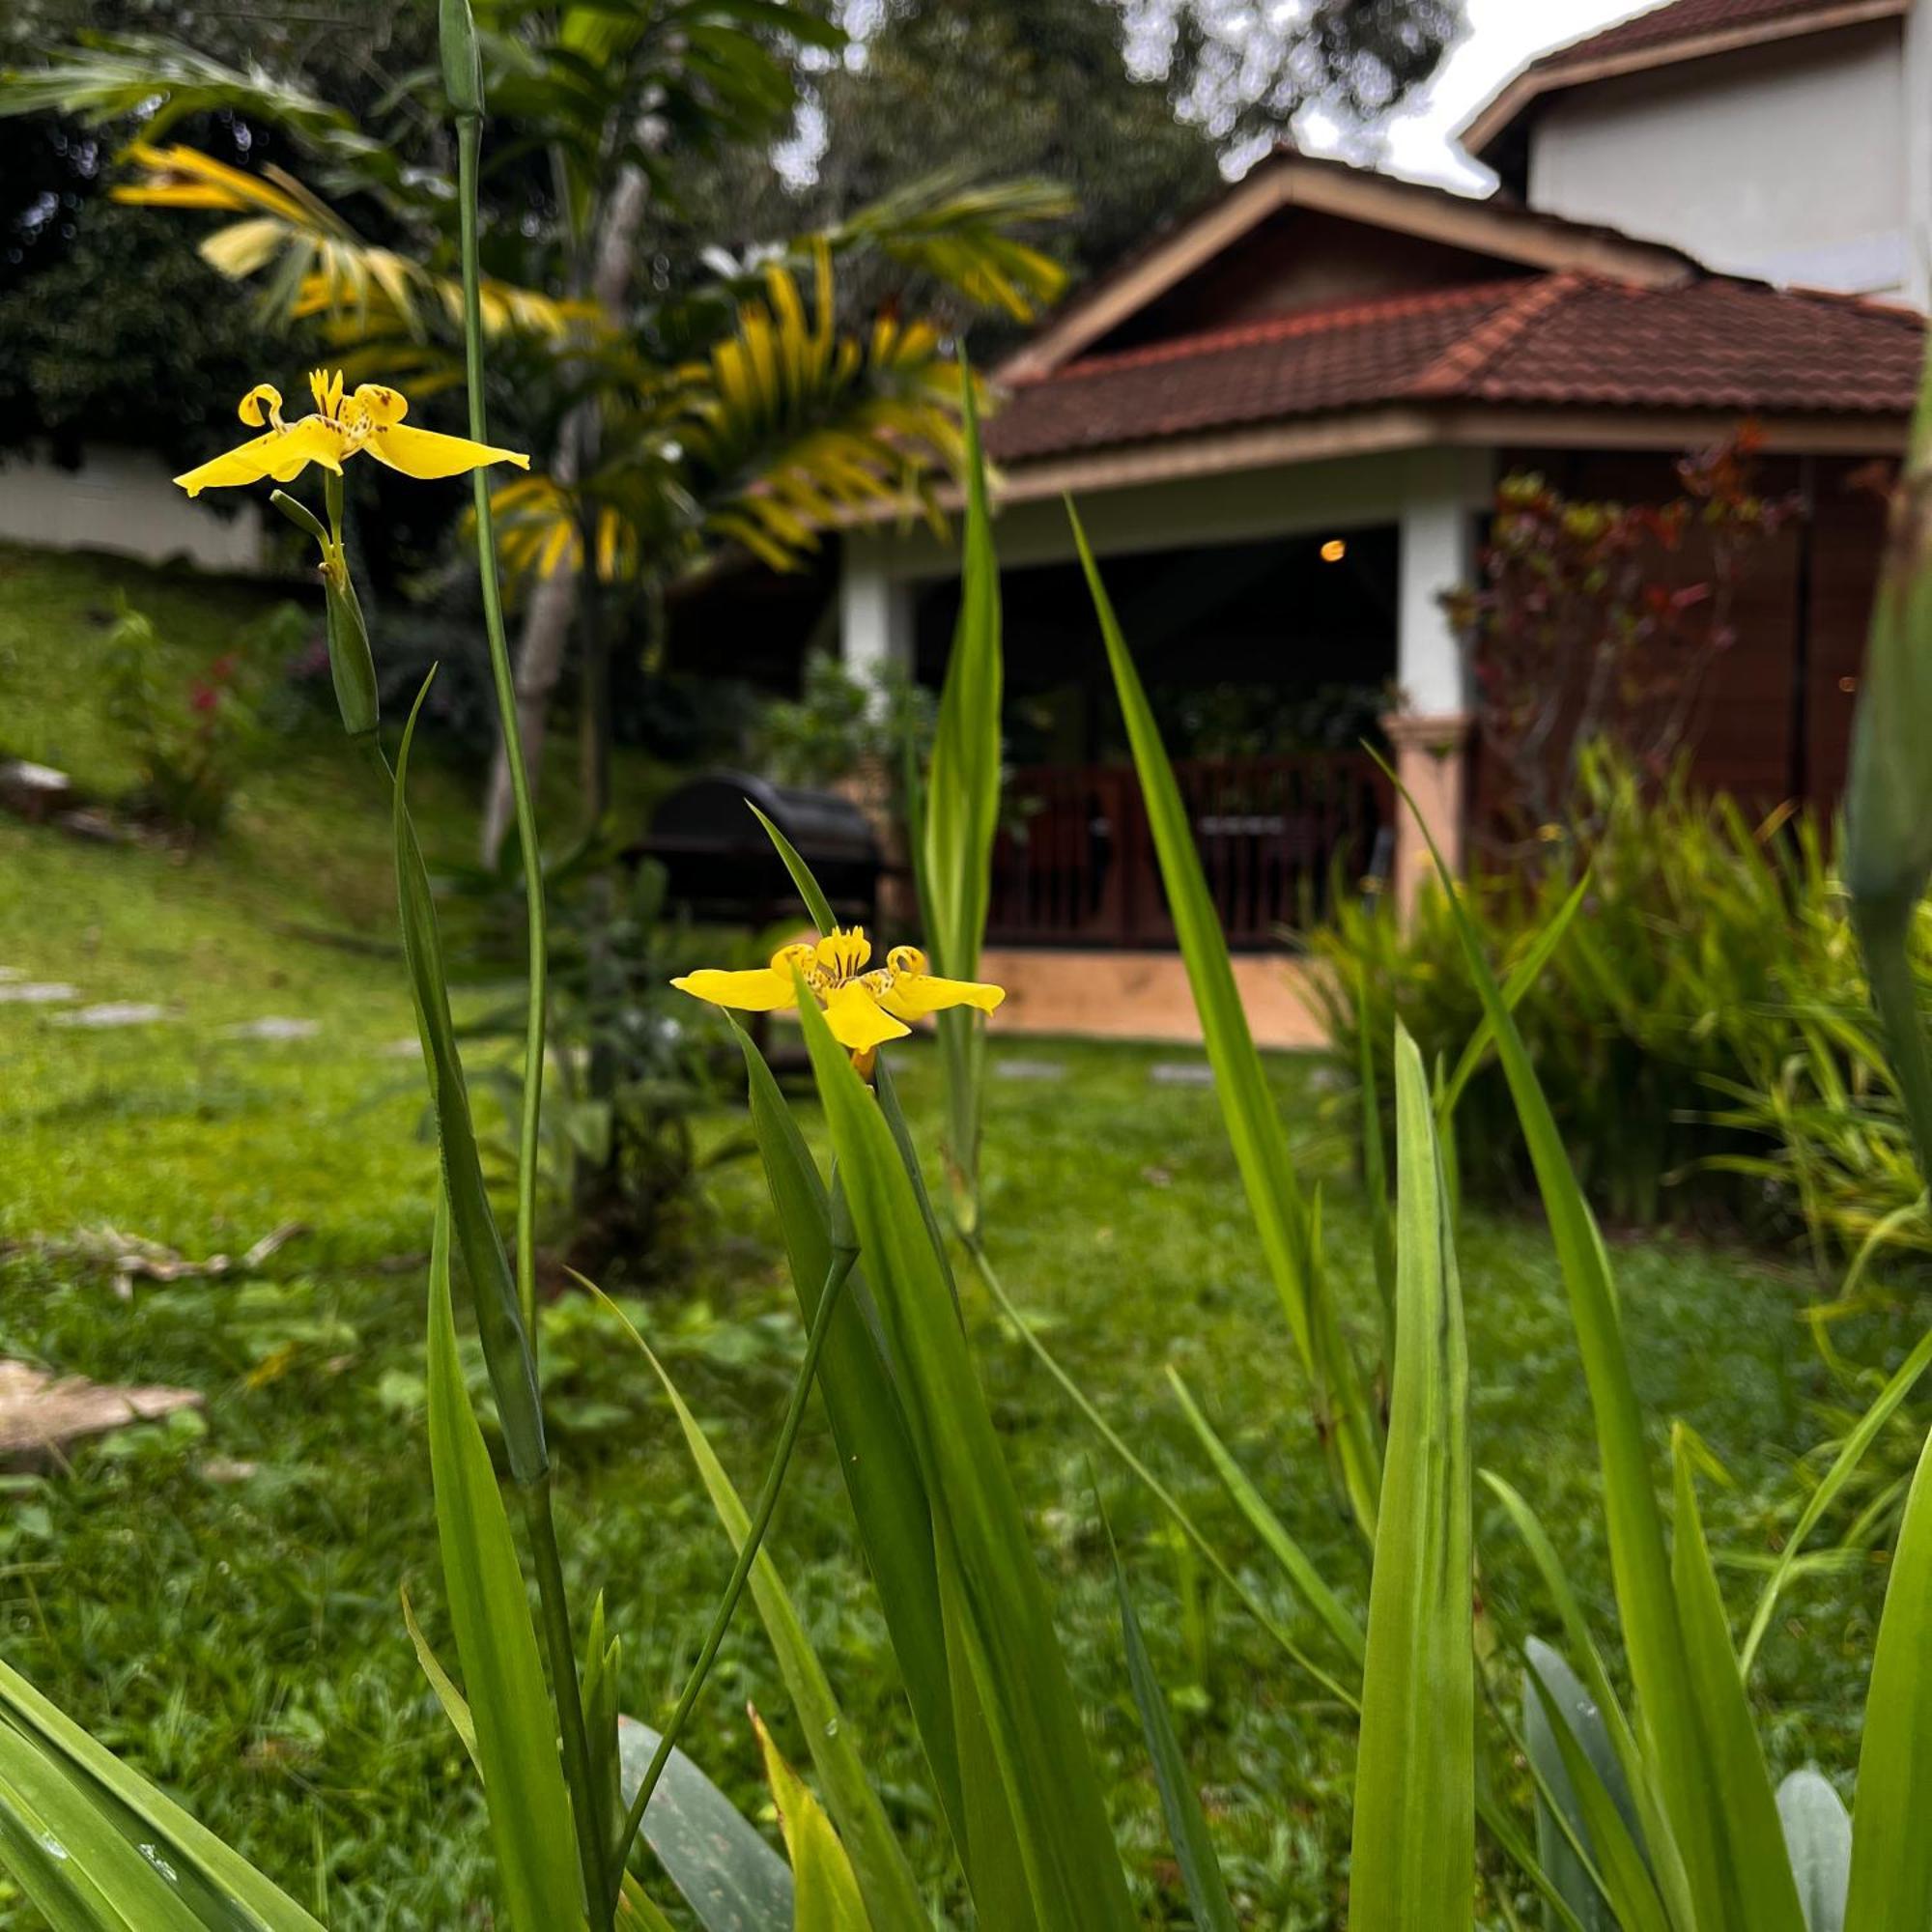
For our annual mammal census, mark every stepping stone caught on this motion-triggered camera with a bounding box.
[994,1057,1066,1083]
[0,982,76,1005]
[53,1003,168,1029]
[222,1017,321,1041]
[0,1360,202,1470]
[0,759,73,824]
[1150,1060,1215,1087]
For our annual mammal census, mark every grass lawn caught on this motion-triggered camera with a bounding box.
[0,544,1897,1928]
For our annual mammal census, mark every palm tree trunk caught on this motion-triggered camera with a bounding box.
[479,158,652,865]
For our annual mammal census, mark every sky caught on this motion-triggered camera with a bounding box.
[1365,0,1663,191]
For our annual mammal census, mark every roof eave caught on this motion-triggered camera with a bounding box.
[992,154,1697,385]
[838,401,1907,527]
[1459,0,1909,162]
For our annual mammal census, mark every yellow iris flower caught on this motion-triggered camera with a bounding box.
[673,926,1004,1070]
[174,369,529,497]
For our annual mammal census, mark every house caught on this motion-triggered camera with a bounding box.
[837,0,1930,1044]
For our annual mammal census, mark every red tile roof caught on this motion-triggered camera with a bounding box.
[982,273,1923,465]
[1532,0,1892,76]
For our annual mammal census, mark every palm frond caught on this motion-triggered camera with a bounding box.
[676,244,965,570]
[829,168,1074,321]
[114,142,587,344]
[0,32,382,165]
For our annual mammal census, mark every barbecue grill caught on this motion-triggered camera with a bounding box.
[631,770,880,930]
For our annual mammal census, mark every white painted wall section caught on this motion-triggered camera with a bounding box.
[0,443,266,573]
[1396,449,1483,717]
[1527,23,1912,298]
[838,546,916,681]
[1907,0,1932,308]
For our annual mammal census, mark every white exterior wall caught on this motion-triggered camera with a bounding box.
[0,444,267,573]
[1527,22,1915,299]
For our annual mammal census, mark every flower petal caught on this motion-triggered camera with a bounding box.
[174,415,348,497]
[820,980,911,1052]
[814,927,871,979]
[239,383,282,427]
[877,970,1006,1022]
[364,422,531,480]
[352,383,409,426]
[670,968,797,1014]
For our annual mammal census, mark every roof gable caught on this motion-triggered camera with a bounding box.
[995,150,1697,384]
[1461,0,1908,161]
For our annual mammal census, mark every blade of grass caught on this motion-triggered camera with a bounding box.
[1073,501,1381,1540]
[1348,1024,1472,1931]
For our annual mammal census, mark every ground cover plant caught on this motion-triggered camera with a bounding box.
[5,11,1932,1928]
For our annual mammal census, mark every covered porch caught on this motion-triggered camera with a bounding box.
[840,443,1485,1037]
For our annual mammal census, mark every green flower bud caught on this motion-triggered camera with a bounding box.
[440,0,484,117]
[323,572,380,739]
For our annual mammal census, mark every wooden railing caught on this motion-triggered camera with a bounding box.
[986,752,1392,949]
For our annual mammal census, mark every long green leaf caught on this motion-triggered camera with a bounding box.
[1841,1405,1932,1929]
[0,1662,321,1932]
[392,688,546,1486]
[1521,1667,1673,1932]
[920,358,1001,983]
[795,991,1135,1930]
[749,1713,871,1932]
[729,1023,968,1856]
[1777,1772,1850,1932]
[616,1719,794,1932]
[1482,1477,1697,1932]
[1400,773,1731,1926]
[1521,1641,1631,1932]
[423,1196,585,1932]
[1103,1513,1239,1932]
[919,365,1002,1228]
[1741,1323,1932,1674]
[1348,1024,1471,1931]
[1074,501,1381,1539]
[1436,874,1590,1123]
[1163,1368,1365,1666]
[607,1302,929,1930]
[0,1720,207,1932]
[1667,1433,1806,1932]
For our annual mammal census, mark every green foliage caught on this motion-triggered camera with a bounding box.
[755,648,935,798]
[1310,747,1845,1230]
[100,593,293,836]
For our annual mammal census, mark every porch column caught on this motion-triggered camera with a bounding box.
[1383,450,1484,918]
[839,541,916,690]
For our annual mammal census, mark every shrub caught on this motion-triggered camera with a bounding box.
[101,594,303,837]
[1306,746,1841,1230]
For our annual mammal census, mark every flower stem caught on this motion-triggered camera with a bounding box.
[617,1241,859,1863]
[455,113,547,1345]
[454,105,605,1923]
